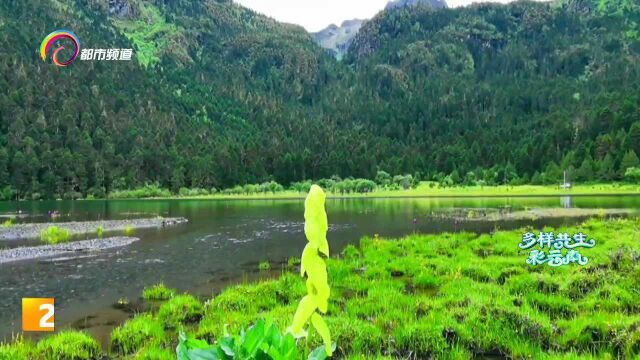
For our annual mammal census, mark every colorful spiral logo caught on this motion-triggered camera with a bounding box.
[40,30,80,67]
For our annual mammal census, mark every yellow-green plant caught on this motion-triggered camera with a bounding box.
[40,226,71,244]
[96,226,104,238]
[288,185,333,356]
[124,226,135,236]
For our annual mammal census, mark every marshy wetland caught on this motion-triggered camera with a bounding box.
[0,195,639,359]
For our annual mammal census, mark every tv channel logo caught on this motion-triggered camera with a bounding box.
[40,30,81,67]
[40,29,134,67]
[22,298,55,332]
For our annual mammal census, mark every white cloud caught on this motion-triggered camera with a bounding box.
[234,0,546,32]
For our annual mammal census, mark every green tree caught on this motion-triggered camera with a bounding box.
[374,171,392,187]
[597,154,616,181]
[576,156,596,182]
[628,122,640,155]
[620,150,640,175]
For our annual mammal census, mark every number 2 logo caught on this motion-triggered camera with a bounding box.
[22,298,55,332]
[39,303,54,328]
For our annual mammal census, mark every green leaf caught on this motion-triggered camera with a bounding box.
[176,331,225,360]
[280,332,298,359]
[219,337,235,357]
[183,348,225,360]
[242,320,266,356]
[307,343,336,360]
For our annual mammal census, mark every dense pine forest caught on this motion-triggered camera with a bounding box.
[1,0,640,200]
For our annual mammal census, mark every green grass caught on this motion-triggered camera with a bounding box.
[157,294,204,329]
[112,3,184,68]
[35,331,101,360]
[142,283,176,301]
[40,226,71,244]
[3,217,639,359]
[189,217,640,358]
[110,314,166,355]
[0,336,34,359]
[137,182,640,200]
[131,344,175,359]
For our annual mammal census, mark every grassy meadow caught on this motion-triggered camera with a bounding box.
[1,217,639,359]
[158,183,640,200]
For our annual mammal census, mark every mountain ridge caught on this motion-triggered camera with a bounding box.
[385,0,447,10]
[312,0,448,57]
[312,19,366,58]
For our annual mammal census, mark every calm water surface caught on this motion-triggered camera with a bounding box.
[0,195,639,344]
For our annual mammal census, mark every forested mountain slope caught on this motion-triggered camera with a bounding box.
[0,0,639,199]
[344,0,640,184]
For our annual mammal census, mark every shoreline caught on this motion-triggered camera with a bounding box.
[1,184,639,202]
[0,237,140,264]
[87,184,640,201]
[123,191,640,201]
[0,217,188,241]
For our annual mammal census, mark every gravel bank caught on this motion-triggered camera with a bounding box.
[0,237,140,264]
[436,207,632,221]
[0,217,188,241]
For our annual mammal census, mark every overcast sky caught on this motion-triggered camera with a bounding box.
[234,0,532,32]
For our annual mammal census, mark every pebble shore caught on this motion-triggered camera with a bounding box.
[0,237,140,264]
[0,217,188,241]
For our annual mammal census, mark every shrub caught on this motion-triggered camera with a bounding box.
[40,226,71,244]
[109,184,171,199]
[35,331,101,360]
[354,179,376,193]
[374,171,392,187]
[392,175,414,190]
[179,188,210,197]
[143,283,176,301]
[0,186,16,201]
[291,181,313,193]
[624,167,640,182]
